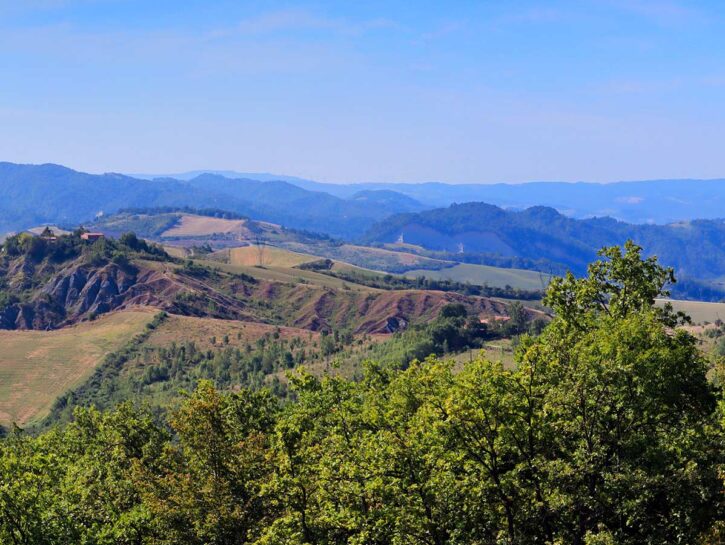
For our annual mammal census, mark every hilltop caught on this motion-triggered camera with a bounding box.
[84,208,552,292]
[0,229,519,333]
[89,207,333,249]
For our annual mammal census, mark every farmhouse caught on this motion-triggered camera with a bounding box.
[81,232,105,242]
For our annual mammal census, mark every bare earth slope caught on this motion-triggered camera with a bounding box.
[0,258,252,330]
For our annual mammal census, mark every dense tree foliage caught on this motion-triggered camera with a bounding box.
[1,229,167,266]
[2,242,725,544]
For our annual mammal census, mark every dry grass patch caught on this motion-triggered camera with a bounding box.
[229,246,318,268]
[0,309,155,426]
[658,299,725,324]
[144,314,320,351]
[162,215,248,237]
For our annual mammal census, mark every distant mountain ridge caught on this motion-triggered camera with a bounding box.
[0,163,422,237]
[135,169,725,224]
[294,178,725,224]
[132,169,317,185]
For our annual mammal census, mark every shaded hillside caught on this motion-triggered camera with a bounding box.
[0,232,254,329]
[363,202,725,291]
[181,174,422,236]
[0,163,421,238]
[348,189,425,213]
[0,163,219,233]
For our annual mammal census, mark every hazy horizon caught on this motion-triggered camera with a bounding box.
[8,160,725,186]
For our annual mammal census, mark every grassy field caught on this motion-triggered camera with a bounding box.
[327,244,445,271]
[449,340,517,370]
[405,263,551,291]
[658,299,725,324]
[0,310,155,426]
[163,245,190,258]
[144,314,320,351]
[162,215,248,237]
[200,257,379,292]
[228,246,319,268]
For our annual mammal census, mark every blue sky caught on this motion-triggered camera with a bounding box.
[1,0,724,183]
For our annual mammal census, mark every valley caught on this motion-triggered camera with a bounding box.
[5,198,725,432]
[0,224,536,429]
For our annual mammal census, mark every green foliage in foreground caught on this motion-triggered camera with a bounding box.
[2,241,725,544]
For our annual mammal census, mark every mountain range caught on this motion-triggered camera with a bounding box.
[134,169,725,225]
[0,163,423,238]
[5,162,725,237]
[4,161,725,300]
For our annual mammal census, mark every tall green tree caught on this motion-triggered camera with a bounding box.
[139,382,277,545]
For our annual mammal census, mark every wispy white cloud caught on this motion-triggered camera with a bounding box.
[599,0,707,25]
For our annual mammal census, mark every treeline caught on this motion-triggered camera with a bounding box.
[3,243,725,544]
[350,301,541,369]
[670,276,725,303]
[299,261,543,300]
[434,249,567,274]
[46,301,538,429]
[117,206,249,220]
[1,230,167,265]
[363,201,725,301]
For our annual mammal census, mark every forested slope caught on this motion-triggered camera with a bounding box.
[364,202,725,294]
